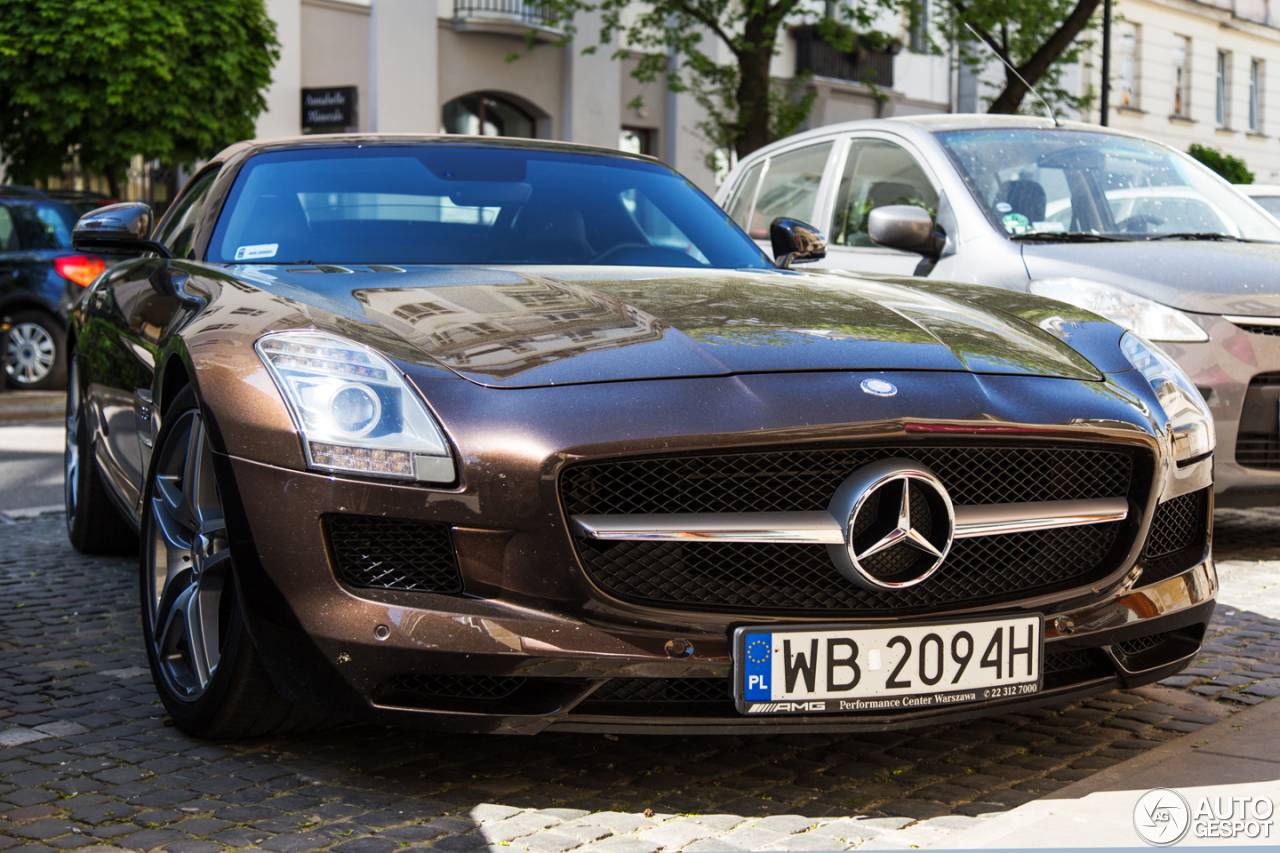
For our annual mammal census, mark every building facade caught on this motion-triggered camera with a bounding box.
[1079,0,1280,182]
[254,0,950,193]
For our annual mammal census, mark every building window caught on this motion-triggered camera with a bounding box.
[1249,59,1263,133]
[1118,23,1139,109]
[1173,36,1191,118]
[442,93,536,138]
[1216,50,1230,128]
[620,127,655,156]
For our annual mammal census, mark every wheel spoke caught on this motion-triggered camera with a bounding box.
[184,573,223,689]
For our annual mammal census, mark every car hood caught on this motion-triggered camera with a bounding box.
[244,265,1100,388]
[1021,240,1280,316]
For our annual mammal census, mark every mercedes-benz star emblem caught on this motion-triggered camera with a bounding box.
[860,378,897,397]
[825,460,955,590]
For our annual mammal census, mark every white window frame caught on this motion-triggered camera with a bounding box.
[1216,50,1230,128]
[1249,59,1263,134]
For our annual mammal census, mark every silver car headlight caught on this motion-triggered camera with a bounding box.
[1120,332,1215,463]
[256,331,455,483]
[1029,278,1209,342]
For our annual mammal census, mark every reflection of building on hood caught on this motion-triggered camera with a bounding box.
[355,277,666,380]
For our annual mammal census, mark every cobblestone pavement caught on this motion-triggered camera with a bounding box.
[2,509,1279,853]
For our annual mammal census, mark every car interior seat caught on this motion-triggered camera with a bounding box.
[998,180,1047,223]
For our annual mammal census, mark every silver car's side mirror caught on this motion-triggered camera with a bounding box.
[73,203,173,258]
[771,217,827,269]
[868,205,943,256]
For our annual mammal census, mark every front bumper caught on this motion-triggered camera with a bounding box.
[221,453,1216,735]
[1166,316,1280,507]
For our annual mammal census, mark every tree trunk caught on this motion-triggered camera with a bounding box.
[106,171,122,202]
[983,0,1103,115]
[733,15,778,159]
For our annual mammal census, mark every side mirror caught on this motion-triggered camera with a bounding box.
[770,218,827,269]
[868,205,944,255]
[73,203,173,258]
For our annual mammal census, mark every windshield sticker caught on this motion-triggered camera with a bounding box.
[1032,221,1066,233]
[995,202,1013,213]
[234,243,279,261]
[1001,212,1030,235]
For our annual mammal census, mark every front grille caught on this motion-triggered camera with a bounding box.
[1238,372,1280,470]
[1237,434,1280,469]
[378,674,526,703]
[580,526,1119,614]
[326,516,463,593]
[562,446,1133,516]
[563,445,1135,615]
[1139,489,1208,585]
[1234,322,1280,337]
[1043,647,1113,689]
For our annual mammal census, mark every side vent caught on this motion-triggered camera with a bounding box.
[326,516,463,593]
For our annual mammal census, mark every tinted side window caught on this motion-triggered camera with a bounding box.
[725,161,764,230]
[0,207,16,252]
[747,143,833,238]
[832,139,938,247]
[155,170,219,259]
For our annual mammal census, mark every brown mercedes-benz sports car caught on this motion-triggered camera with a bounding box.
[65,136,1216,737]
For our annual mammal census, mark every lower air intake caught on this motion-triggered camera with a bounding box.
[326,515,463,593]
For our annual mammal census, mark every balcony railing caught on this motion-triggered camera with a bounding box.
[453,0,555,27]
[793,26,895,89]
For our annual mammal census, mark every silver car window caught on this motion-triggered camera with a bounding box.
[745,142,833,238]
[831,139,939,247]
[724,161,764,232]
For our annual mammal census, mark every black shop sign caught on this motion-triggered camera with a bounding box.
[301,87,358,132]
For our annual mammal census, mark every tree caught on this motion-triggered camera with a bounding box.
[533,0,1105,167]
[0,0,279,197]
[937,0,1101,116]
[534,0,893,163]
[1188,144,1254,184]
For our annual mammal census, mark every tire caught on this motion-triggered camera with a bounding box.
[5,310,67,390]
[64,357,138,555]
[140,386,321,738]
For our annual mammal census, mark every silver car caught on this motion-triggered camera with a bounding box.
[718,115,1280,507]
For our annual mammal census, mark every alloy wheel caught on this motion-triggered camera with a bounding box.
[6,321,55,386]
[146,407,232,701]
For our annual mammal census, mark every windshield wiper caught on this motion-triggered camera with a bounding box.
[1142,232,1249,242]
[1009,232,1131,243]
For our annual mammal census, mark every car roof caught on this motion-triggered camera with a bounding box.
[211,133,663,167]
[739,113,1176,160]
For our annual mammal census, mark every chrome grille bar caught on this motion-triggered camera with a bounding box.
[571,498,1129,544]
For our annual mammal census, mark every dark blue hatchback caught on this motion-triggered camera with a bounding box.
[1,195,108,389]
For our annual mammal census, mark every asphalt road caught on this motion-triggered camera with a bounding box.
[0,419,63,513]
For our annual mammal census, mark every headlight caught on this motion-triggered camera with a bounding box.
[1120,332,1215,463]
[256,331,455,483]
[1028,278,1209,342]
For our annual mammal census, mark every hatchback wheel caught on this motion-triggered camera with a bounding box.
[5,310,66,390]
[141,386,325,737]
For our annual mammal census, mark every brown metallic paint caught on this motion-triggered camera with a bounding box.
[64,137,1217,733]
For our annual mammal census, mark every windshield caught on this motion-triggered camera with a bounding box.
[209,146,772,268]
[935,128,1280,242]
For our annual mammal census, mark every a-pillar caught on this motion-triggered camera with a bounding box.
[369,0,439,133]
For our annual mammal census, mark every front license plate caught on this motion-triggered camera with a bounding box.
[734,616,1043,715]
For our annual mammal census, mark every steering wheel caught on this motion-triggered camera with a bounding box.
[1115,214,1165,234]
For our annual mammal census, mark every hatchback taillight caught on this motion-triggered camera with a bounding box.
[55,255,107,287]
